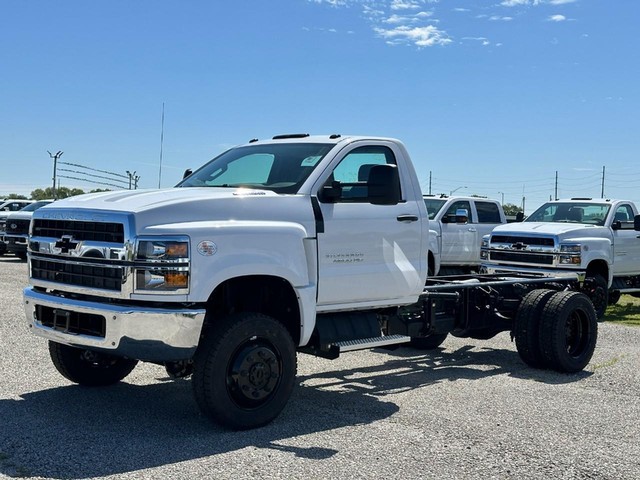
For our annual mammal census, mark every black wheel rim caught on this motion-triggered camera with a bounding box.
[227,339,282,409]
[565,309,590,358]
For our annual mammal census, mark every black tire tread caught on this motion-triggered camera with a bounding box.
[514,289,555,368]
[539,291,598,373]
[49,341,138,386]
[192,312,296,430]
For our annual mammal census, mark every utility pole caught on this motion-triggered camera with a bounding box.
[429,171,432,195]
[126,170,137,190]
[47,150,63,199]
[158,102,165,188]
[555,170,558,200]
[601,166,605,198]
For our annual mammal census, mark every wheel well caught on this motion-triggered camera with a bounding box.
[205,275,301,345]
[586,260,608,281]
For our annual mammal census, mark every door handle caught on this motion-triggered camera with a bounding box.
[397,214,419,222]
[468,228,477,232]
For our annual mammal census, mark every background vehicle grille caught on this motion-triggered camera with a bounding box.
[32,220,125,243]
[6,219,30,234]
[31,258,124,291]
[489,251,554,265]
[491,235,555,247]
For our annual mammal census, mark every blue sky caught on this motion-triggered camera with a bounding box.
[1,0,638,212]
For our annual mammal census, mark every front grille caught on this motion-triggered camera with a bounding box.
[32,219,125,243]
[6,219,30,235]
[36,305,106,338]
[489,251,554,265]
[31,258,124,291]
[491,235,555,247]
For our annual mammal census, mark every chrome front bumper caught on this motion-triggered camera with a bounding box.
[480,262,585,280]
[24,287,206,361]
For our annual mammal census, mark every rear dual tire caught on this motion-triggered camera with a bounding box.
[514,290,597,373]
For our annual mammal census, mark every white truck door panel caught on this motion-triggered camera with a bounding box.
[315,143,424,305]
[611,205,640,275]
[440,200,477,265]
[317,202,423,304]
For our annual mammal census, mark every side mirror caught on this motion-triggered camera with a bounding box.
[612,220,622,231]
[319,180,343,203]
[516,211,524,222]
[635,214,640,232]
[183,168,193,180]
[367,164,401,206]
[455,208,469,224]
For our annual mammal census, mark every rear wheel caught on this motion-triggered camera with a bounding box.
[514,289,555,368]
[538,291,597,373]
[49,341,138,386]
[192,312,296,430]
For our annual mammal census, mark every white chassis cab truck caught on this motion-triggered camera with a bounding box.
[423,195,507,276]
[24,134,598,430]
[481,198,640,319]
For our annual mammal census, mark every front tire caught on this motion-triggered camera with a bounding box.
[49,341,138,386]
[583,274,608,320]
[538,291,598,373]
[192,312,296,430]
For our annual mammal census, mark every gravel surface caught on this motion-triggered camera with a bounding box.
[1,255,639,479]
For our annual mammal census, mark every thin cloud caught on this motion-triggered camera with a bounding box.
[548,14,567,22]
[390,0,421,10]
[375,25,452,47]
[490,16,514,21]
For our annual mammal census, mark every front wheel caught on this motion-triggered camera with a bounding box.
[583,274,608,320]
[49,341,138,386]
[192,312,296,430]
[538,291,598,373]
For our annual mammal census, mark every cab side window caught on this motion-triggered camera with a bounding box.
[476,201,501,223]
[444,201,472,223]
[613,205,635,229]
[328,146,399,203]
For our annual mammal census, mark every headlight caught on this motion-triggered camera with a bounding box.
[481,235,490,248]
[559,243,582,265]
[135,237,190,293]
[137,239,189,261]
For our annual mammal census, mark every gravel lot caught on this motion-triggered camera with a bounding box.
[1,255,640,479]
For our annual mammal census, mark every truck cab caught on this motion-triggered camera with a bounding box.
[424,195,506,275]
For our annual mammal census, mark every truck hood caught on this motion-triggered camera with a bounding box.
[491,222,602,236]
[35,188,316,235]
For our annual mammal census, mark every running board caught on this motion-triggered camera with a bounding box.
[299,334,411,360]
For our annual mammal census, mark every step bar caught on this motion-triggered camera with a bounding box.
[299,334,411,359]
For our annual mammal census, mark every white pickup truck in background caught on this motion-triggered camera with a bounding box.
[481,197,640,318]
[424,195,507,275]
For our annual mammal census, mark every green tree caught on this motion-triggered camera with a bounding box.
[502,203,523,216]
[30,187,86,200]
[3,193,28,200]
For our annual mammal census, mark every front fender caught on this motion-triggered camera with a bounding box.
[150,220,314,302]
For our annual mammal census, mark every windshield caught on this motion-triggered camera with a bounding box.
[177,143,335,194]
[525,202,610,225]
[423,198,447,220]
[21,200,53,212]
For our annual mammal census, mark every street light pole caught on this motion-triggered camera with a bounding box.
[498,191,505,205]
[47,150,63,200]
[450,186,467,196]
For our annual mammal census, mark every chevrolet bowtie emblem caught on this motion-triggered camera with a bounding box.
[511,242,527,250]
[55,235,79,254]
